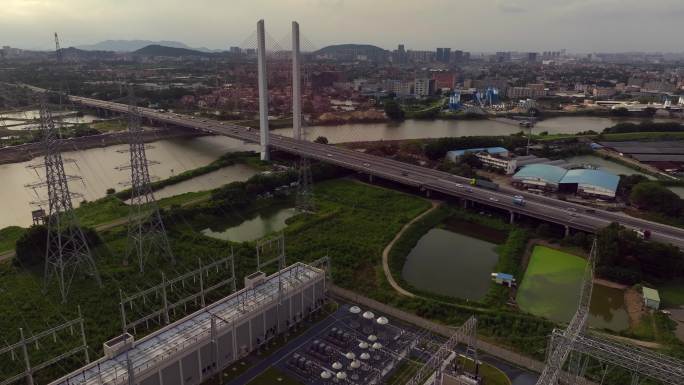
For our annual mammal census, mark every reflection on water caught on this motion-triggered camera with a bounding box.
[0,135,258,228]
[201,207,296,243]
[589,285,629,331]
[401,228,499,301]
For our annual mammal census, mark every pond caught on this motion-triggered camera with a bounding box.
[201,206,296,243]
[564,154,655,179]
[401,228,500,301]
[517,246,629,331]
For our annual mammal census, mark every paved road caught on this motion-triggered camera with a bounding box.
[22,88,684,249]
[225,308,341,385]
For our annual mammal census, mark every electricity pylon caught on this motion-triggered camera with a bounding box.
[119,88,174,272]
[35,97,101,302]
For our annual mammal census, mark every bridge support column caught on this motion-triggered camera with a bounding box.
[257,19,270,161]
[565,225,570,237]
[425,189,431,198]
[291,21,302,141]
[509,211,515,224]
[368,174,373,183]
[462,199,468,209]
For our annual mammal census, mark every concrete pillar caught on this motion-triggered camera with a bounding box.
[463,199,468,209]
[425,189,431,198]
[565,225,570,237]
[257,19,270,161]
[368,174,374,183]
[291,21,302,141]
[509,211,515,224]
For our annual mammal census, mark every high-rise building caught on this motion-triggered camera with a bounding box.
[414,78,435,96]
[432,71,456,90]
[395,44,407,64]
[527,52,538,62]
[436,47,451,63]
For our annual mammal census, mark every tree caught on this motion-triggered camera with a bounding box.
[617,174,648,199]
[383,100,405,121]
[459,152,483,169]
[14,225,102,268]
[629,182,683,216]
[314,136,329,145]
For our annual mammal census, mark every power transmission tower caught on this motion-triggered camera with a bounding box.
[292,21,315,213]
[54,32,61,61]
[536,237,597,385]
[36,97,101,303]
[119,88,174,273]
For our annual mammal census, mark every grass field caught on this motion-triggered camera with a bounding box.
[246,368,302,385]
[385,359,425,385]
[516,246,587,323]
[659,283,684,308]
[0,226,26,253]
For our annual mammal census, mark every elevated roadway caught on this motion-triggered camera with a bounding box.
[61,93,684,249]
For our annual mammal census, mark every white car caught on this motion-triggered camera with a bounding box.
[489,197,499,202]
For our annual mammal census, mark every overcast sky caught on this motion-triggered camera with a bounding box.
[2,0,683,52]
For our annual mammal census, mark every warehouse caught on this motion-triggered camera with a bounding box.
[512,164,567,191]
[49,263,327,385]
[559,169,620,199]
[446,147,517,175]
[513,164,619,198]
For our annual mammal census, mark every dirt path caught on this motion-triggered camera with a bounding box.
[381,201,440,298]
[593,278,628,290]
[624,287,644,329]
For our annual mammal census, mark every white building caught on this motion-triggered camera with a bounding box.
[414,78,435,97]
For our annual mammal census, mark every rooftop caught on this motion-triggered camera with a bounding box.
[50,263,324,385]
[560,169,620,192]
[447,147,509,157]
[513,164,567,184]
[642,287,660,302]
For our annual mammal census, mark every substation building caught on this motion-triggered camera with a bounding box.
[49,263,327,385]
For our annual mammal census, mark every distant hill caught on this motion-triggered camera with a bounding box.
[76,40,221,53]
[133,44,212,57]
[316,44,388,55]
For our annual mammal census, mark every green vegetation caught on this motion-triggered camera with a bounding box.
[485,228,529,306]
[603,121,684,134]
[659,283,684,308]
[75,196,129,227]
[385,359,424,385]
[516,246,587,323]
[596,223,684,284]
[246,368,302,385]
[630,181,684,218]
[91,119,127,132]
[384,99,405,121]
[0,226,26,253]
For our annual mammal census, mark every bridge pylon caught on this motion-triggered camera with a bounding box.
[257,19,270,161]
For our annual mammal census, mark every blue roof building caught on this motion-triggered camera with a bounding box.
[512,164,567,189]
[560,169,620,198]
[513,164,619,198]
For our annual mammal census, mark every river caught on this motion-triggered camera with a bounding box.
[273,116,677,143]
[0,136,259,229]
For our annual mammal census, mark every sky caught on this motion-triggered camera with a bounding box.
[2,0,683,53]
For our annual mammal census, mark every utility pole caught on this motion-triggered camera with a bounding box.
[35,97,101,303]
[119,87,174,272]
[257,19,270,161]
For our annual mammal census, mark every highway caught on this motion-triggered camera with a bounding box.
[63,93,684,249]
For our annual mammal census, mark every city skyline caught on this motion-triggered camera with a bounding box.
[2,0,684,53]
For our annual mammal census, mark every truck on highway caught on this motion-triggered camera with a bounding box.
[470,178,499,191]
[635,229,651,240]
[513,195,526,206]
